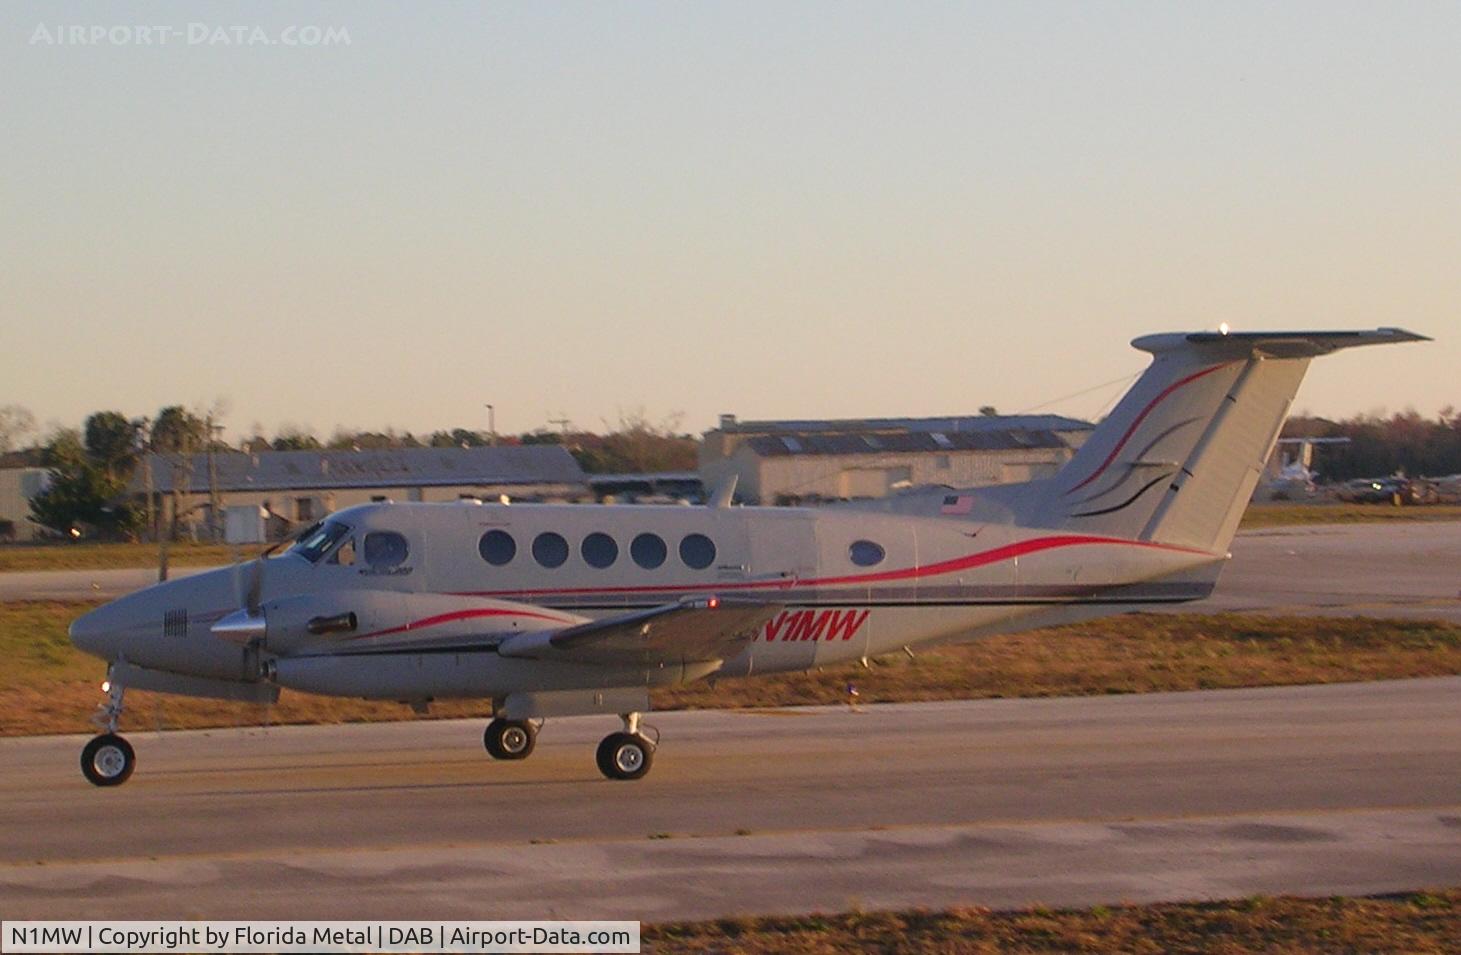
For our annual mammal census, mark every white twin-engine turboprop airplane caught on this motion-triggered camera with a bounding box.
[69,328,1427,785]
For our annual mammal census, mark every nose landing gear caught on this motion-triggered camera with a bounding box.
[81,677,135,786]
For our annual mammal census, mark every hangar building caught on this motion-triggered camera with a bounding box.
[131,445,588,541]
[700,414,1093,505]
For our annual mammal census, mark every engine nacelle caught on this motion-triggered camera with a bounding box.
[245,591,577,656]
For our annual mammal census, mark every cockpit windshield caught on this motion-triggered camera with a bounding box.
[288,520,352,564]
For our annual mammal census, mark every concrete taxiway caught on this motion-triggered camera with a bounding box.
[2,677,1457,920]
[0,566,208,602]
[1189,520,1461,623]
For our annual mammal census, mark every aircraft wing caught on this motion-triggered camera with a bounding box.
[495,597,780,666]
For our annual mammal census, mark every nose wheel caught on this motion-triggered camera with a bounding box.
[81,671,136,786]
[483,718,537,760]
[81,733,135,787]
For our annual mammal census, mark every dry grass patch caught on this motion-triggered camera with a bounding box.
[3,601,1458,737]
[0,600,497,735]
[658,613,1461,711]
[644,890,1461,954]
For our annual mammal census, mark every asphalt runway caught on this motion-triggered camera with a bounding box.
[4,521,1458,622]
[2,678,1457,920]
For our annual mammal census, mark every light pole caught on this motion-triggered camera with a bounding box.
[484,404,496,446]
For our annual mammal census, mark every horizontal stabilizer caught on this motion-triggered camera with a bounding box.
[1134,327,1429,360]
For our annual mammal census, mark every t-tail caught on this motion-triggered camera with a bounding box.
[1043,328,1429,554]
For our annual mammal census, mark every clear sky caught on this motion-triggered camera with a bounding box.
[3,1,1457,443]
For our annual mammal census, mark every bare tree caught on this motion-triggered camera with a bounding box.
[272,423,322,450]
[0,404,37,453]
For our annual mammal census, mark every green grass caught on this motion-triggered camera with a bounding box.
[644,890,1461,953]
[1239,503,1461,528]
[0,541,242,572]
[3,602,1457,736]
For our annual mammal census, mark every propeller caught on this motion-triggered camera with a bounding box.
[216,557,267,646]
[214,528,297,646]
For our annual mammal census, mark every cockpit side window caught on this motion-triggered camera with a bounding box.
[289,521,352,563]
[363,531,410,570]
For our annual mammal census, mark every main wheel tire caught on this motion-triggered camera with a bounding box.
[596,732,654,781]
[483,719,536,760]
[81,733,135,787]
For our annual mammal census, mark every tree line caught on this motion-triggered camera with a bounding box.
[1283,408,1461,482]
[240,412,698,474]
[15,401,1455,540]
[23,407,218,538]
[11,406,696,540]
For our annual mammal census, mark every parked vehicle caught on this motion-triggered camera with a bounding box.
[1336,477,1437,505]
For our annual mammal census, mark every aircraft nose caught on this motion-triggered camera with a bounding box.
[69,605,122,660]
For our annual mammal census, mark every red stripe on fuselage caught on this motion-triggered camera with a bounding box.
[1064,362,1234,496]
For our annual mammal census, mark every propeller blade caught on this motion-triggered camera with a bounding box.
[246,557,264,616]
[232,558,247,609]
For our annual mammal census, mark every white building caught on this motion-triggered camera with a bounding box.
[0,468,50,541]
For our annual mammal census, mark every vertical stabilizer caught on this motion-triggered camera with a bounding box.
[1044,329,1428,553]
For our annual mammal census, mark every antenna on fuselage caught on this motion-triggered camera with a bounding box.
[707,474,738,509]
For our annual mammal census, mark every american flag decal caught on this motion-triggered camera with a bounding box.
[941,494,973,515]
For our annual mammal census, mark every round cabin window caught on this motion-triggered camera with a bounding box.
[478,530,516,566]
[631,532,667,569]
[532,532,569,569]
[581,532,619,569]
[679,533,716,570]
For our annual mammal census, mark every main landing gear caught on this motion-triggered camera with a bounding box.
[481,711,657,780]
[597,712,655,781]
[81,677,135,787]
[483,718,538,760]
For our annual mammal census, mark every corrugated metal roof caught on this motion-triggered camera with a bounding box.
[744,429,1070,457]
[586,471,701,484]
[132,445,586,494]
[715,414,1093,434]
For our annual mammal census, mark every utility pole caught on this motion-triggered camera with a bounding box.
[550,416,571,437]
[142,453,154,541]
[168,430,194,555]
[484,404,496,446]
[137,418,154,543]
[206,414,223,542]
